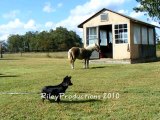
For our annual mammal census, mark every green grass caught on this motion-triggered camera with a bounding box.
[0,52,160,120]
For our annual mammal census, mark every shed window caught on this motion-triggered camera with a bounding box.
[86,27,97,45]
[134,25,141,44]
[114,24,128,44]
[100,13,108,21]
[149,28,154,45]
[142,26,148,44]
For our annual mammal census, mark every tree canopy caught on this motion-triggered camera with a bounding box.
[7,27,82,53]
[134,0,160,23]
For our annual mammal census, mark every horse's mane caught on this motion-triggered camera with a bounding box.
[85,43,99,50]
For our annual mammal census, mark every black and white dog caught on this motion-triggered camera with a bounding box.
[41,76,73,103]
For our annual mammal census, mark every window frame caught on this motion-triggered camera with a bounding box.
[133,24,141,44]
[148,28,154,45]
[114,24,128,44]
[86,27,98,45]
[141,26,148,45]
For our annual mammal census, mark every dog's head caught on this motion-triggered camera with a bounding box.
[62,76,73,86]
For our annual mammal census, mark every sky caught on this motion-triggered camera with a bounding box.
[0,0,160,41]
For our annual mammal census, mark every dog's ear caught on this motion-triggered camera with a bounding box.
[69,76,71,79]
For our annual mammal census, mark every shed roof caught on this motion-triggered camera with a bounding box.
[78,8,160,28]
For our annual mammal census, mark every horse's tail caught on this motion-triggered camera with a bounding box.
[68,49,73,60]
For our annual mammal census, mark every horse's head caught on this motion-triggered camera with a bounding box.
[94,43,101,53]
[85,43,101,53]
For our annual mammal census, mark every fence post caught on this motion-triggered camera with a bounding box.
[0,43,3,58]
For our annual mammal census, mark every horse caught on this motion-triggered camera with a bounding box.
[68,43,100,69]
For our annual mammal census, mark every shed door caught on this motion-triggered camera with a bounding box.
[86,27,99,59]
[113,24,130,59]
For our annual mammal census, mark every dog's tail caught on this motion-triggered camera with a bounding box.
[68,49,73,60]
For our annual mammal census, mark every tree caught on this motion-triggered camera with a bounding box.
[53,27,71,50]
[7,27,82,53]
[69,30,83,47]
[7,34,23,52]
[23,31,36,52]
[50,27,82,51]
[157,35,160,50]
[134,0,160,23]
[37,31,52,51]
[29,31,39,52]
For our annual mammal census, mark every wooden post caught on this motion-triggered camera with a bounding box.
[0,43,2,58]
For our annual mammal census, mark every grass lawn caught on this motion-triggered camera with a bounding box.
[0,52,160,120]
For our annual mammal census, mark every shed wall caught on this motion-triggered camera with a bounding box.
[81,9,156,60]
[130,22,156,59]
[83,10,131,59]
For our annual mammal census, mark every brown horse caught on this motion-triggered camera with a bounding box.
[68,43,100,69]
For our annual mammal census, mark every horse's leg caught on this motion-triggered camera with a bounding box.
[83,59,87,69]
[72,60,75,69]
[69,57,74,69]
[83,59,86,69]
[87,59,89,69]
[69,59,72,69]
[68,50,75,69]
[71,60,74,69]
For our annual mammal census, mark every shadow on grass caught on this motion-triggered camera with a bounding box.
[0,74,19,78]
[50,99,101,104]
[90,66,107,69]
[79,66,108,70]
[70,90,110,94]
[0,58,20,60]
